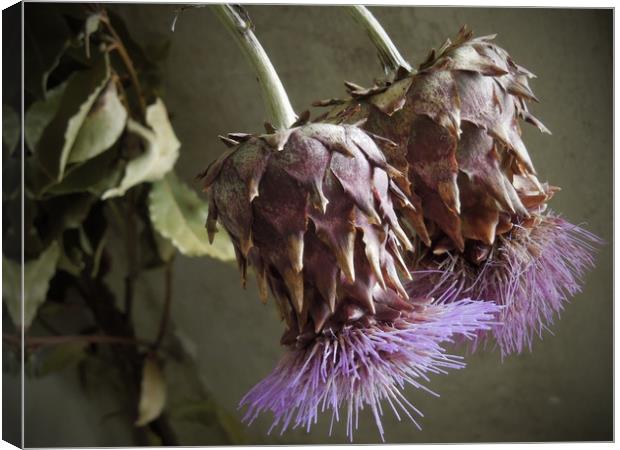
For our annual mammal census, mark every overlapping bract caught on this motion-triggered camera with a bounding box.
[316,26,552,257]
[202,122,417,338]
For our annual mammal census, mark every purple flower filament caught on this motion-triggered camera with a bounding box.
[410,212,602,357]
[239,296,500,441]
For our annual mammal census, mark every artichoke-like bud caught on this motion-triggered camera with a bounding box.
[314,26,601,356]
[316,26,551,257]
[202,121,500,438]
[202,121,415,338]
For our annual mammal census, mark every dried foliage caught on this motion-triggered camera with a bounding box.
[3,4,240,445]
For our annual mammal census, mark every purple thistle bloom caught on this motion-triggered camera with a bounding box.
[239,292,500,441]
[409,211,601,357]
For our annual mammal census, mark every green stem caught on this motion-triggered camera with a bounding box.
[213,5,297,129]
[345,5,413,77]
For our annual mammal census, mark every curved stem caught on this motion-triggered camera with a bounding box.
[100,10,147,116]
[345,6,413,77]
[213,5,297,129]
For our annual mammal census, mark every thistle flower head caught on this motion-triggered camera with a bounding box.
[314,26,601,359]
[410,211,601,357]
[202,120,415,336]
[202,119,501,439]
[316,26,550,254]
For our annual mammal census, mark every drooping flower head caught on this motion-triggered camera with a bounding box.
[314,26,601,356]
[202,119,415,330]
[316,26,548,250]
[201,120,500,439]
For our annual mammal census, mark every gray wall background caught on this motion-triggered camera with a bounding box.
[22,5,612,445]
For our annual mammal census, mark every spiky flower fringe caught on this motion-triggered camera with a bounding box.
[239,296,500,441]
[410,212,601,357]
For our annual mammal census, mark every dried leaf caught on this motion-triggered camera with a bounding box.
[135,356,167,427]
[47,147,123,196]
[67,80,127,164]
[102,98,179,199]
[38,193,97,243]
[25,81,66,153]
[83,13,101,59]
[57,238,86,276]
[2,241,60,328]
[149,172,235,260]
[35,54,110,181]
